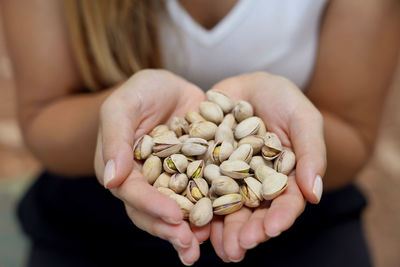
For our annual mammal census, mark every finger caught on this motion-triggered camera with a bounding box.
[239,202,270,249]
[210,216,230,263]
[290,111,326,203]
[173,236,201,266]
[222,207,252,262]
[113,170,183,224]
[190,223,211,244]
[263,176,306,237]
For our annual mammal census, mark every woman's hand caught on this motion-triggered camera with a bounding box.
[94,69,208,265]
[208,72,327,262]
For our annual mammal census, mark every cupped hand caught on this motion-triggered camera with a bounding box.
[208,72,327,262]
[94,69,208,265]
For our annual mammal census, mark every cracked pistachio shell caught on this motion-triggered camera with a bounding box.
[257,119,267,136]
[187,160,205,179]
[168,173,189,194]
[163,154,188,174]
[178,134,190,143]
[211,141,234,165]
[212,193,243,215]
[197,140,214,162]
[169,117,189,137]
[220,113,237,129]
[250,156,273,172]
[215,124,235,145]
[233,101,254,122]
[153,173,171,188]
[261,132,283,160]
[203,164,221,184]
[220,160,251,179]
[168,193,194,219]
[143,155,162,184]
[262,172,288,200]
[240,177,263,208]
[186,178,209,202]
[133,135,154,160]
[157,187,175,196]
[228,144,253,163]
[244,177,263,200]
[206,90,234,113]
[189,197,213,227]
[152,135,182,157]
[181,138,208,156]
[255,165,277,183]
[149,125,170,137]
[274,150,296,175]
[199,101,224,124]
[189,121,218,140]
[234,116,261,140]
[208,187,219,201]
[238,135,264,155]
[185,110,205,124]
[211,176,240,195]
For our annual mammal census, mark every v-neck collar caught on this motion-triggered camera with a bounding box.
[166,0,252,47]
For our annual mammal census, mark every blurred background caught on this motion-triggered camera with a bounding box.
[0,8,399,267]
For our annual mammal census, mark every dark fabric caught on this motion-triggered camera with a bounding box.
[18,172,373,267]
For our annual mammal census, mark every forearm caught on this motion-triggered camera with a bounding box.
[22,88,115,176]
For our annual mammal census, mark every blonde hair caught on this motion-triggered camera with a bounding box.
[64,0,161,90]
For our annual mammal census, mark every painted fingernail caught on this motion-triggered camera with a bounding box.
[162,216,181,225]
[169,238,190,249]
[312,175,323,203]
[103,160,115,188]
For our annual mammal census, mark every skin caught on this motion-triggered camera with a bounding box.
[2,0,399,265]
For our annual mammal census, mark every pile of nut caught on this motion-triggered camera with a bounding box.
[133,90,296,227]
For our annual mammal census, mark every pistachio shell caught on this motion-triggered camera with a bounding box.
[152,135,182,157]
[255,165,277,183]
[142,155,162,184]
[153,173,171,188]
[189,121,217,140]
[189,197,213,227]
[219,160,251,179]
[262,172,288,200]
[185,110,205,124]
[228,144,253,163]
[274,150,296,175]
[186,178,209,202]
[208,187,219,201]
[211,176,240,195]
[206,90,234,113]
[244,177,263,200]
[220,113,237,129]
[233,101,254,122]
[163,154,188,174]
[149,124,170,137]
[240,184,260,208]
[178,134,190,143]
[199,101,224,124]
[169,117,189,137]
[238,135,264,155]
[249,156,273,172]
[215,124,235,145]
[181,138,209,156]
[197,140,214,162]
[261,132,282,160]
[203,164,221,184]
[211,141,234,165]
[168,173,189,194]
[212,193,243,215]
[157,187,175,196]
[187,160,204,179]
[133,135,154,160]
[234,116,261,140]
[168,193,194,219]
[257,119,267,136]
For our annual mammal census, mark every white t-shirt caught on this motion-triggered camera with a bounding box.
[158,0,329,91]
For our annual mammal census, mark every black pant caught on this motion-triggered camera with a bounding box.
[19,172,373,267]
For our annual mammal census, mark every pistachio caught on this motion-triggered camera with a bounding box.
[212,193,243,215]
[181,138,208,156]
[157,187,175,196]
[206,90,234,113]
[133,135,154,160]
[178,134,190,143]
[168,193,194,219]
[203,164,221,184]
[211,176,240,195]
[187,160,205,179]
[208,187,219,201]
[169,173,189,194]
[197,140,214,163]
[262,172,288,200]
[233,101,254,122]
[152,135,182,157]
[189,121,217,140]
[220,113,237,129]
[238,135,264,155]
[185,110,206,124]
[142,155,162,184]
[169,117,189,137]
[153,173,171,188]
[257,119,267,136]
[215,124,235,145]
[261,132,282,160]
[189,197,213,227]
[211,141,234,165]
[219,160,251,179]
[149,124,170,137]
[249,156,273,172]
[255,165,277,183]
[186,178,209,202]
[228,144,253,163]
[240,177,263,207]
[199,101,224,124]
[234,116,261,140]
[274,149,296,175]
[163,154,188,174]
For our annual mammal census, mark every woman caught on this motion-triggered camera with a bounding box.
[2,0,399,266]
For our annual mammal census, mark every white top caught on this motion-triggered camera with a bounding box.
[158,0,329,91]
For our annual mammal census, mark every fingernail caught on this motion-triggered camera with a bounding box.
[103,160,115,188]
[169,238,190,249]
[229,254,245,263]
[266,229,281,238]
[312,175,323,203]
[162,216,181,225]
[178,251,193,266]
[240,241,257,249]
